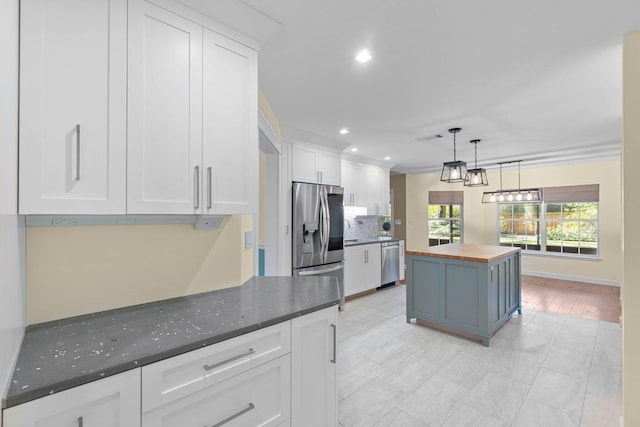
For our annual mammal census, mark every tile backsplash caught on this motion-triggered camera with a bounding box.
[344,214,380,240]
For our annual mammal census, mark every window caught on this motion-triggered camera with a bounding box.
[498,184,599,257]
[499,203,541,251]
[428,191,463,246]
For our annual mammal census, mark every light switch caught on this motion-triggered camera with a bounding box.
[245,230,253,249]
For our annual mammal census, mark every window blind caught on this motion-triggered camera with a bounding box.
[543,184,599,203]
[429,190,464,204]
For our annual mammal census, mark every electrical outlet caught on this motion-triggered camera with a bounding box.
[245,230,253,249]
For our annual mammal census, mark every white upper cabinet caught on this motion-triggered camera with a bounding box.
[127,1,258,215]
[19,0,127,214]
[202,29,258,214]
[20,0,258,216]
[365,165,390,215]
[127,0,203,214]
[341,161,366,206]
[292,144,341,185]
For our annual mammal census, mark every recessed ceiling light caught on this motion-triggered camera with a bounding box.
[339,128,349,135]
[384,156,391,160]
[350,148,358,152]
[355,49,372,63]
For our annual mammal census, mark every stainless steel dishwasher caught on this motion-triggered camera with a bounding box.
[381,241,400,285]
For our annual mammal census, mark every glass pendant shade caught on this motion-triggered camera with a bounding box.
[481,160,541,203]
[441,160,468,183]
[463,139,489,187]
[482,188,541,203]
[440,127,467,183]
[464,168,489,187]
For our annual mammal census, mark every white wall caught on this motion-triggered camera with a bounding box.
[405,159,622,285]
[0,0,26,412]
[623,29,640,426]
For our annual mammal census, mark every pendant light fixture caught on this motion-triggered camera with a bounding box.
[463,139,489,187]
[440,127,467,183]
[482,160,541,203]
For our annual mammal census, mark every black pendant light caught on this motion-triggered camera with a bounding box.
[440,127,467,183]
[482,160,542,203]
[464,139,489,187]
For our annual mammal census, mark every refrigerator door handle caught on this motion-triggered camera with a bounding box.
[297,263,344,275]
[324,187,331,260]
[319,186,329,262]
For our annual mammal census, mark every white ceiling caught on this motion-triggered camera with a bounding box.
[184,0,640,174]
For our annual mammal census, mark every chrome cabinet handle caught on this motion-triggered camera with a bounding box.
[207,166,213,209]
[74,124,81,181]
[320,171,323,182]
[210,403,255,427]
[203,348,255,371]
[194,166,200,209]
[77,416,83,427]
[330,324,337,364]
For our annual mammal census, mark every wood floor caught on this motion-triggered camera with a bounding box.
[521,275,621,323]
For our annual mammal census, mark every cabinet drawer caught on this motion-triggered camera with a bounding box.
[142,321,290,412]
[142,355,291,427]
[3,369,141,427]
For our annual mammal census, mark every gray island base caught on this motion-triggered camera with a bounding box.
[405,244,522,346]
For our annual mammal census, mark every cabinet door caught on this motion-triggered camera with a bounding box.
[142,356,290,427]
[344,246,366,296]
[292,145,319,183]
[365,166,389,215]
[127,0,203,214]
[317,151,341,185]
[19,0,127,214]
[342,162,365,206]
[202,29,258,214]
[291,306,338,427]
[363,243,382,290]
[3,369,141,427]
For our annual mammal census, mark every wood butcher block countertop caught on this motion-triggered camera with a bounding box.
[406,243,521,263]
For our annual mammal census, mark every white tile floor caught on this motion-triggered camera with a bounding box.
[337,285,622,427]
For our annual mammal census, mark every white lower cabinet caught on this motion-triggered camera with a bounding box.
[3,311,337,427]
[344,243,382,296]
[3,369,141,427]
[142,355,291,427]
[291,306,338,427]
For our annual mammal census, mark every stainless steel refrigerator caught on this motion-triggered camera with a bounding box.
[292,182,345,306]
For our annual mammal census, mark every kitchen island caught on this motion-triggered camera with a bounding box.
[406,244,521,346]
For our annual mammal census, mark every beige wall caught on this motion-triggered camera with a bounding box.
[259,152,266,245]
[405,159,622,285]
[623,29,640,426]
[258,87,282,138]
[26,215,254,324]
[390,174,406,240]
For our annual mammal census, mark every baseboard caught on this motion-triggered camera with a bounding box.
[522,270,620,287]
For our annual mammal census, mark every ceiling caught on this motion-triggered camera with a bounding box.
[182,0,640,174]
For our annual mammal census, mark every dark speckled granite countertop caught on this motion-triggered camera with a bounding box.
[4,275,340,409]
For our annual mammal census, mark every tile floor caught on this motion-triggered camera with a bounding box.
[337,281,622,427]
